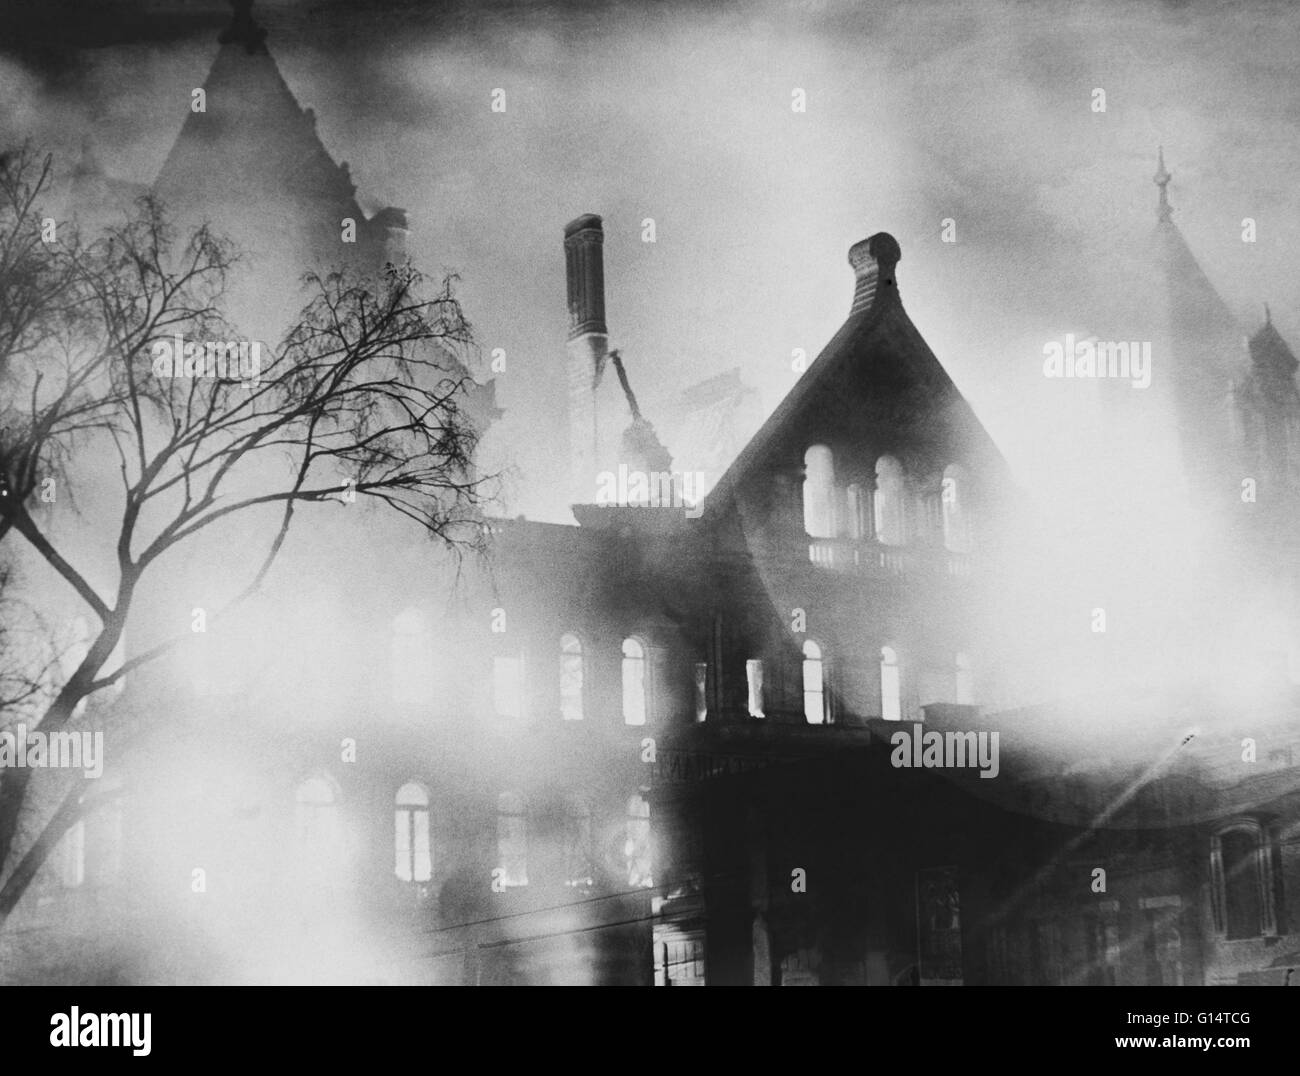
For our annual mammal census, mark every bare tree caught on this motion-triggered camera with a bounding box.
[0,143,490,923]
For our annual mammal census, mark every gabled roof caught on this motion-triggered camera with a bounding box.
[701,234,1010,518]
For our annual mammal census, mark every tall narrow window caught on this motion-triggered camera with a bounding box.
[394,782,431,883]
[1211,821,1279,940]
[392,608,433,707]
[845,483,869,539]
[803,641,827,724]
[559,633,584,721]
[493,655,524,720]
[564,795,594,888]
[497,792,528,887]
[56,819,85,889]
[942,464,971,552]
[874,455,907,546]
[626,793,653,888]
[693,661,709,723]
[622,638,647,726]
[746,659,765,718]
[955,652,974,704]
[803,445,835,538]
[880,646,901,721]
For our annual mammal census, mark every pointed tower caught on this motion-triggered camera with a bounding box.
[1151,149,1251,509]
[1239,308,1300,525]
[154,0,404,279]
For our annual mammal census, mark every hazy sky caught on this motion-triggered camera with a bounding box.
[4,0,1300,521]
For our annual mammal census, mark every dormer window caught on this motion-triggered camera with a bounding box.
[874,456,907,546]
[942,464,972,552]
[803,445,835,538]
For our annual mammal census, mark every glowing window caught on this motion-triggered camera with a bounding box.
[803,641,826,724]
[559,633,585,721]
[394,782,431,883]
[942,464,971,553]
[622,638,647,726]
[803,445,835,538]
[874,456,907,546]
[880,646,901,721]
[746,659,765,718]
[693,661,708,723]
[626,794,653,888]
[497,792,528,887]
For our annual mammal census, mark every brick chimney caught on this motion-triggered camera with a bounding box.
[848,232,902,316]
[564,214,610,503]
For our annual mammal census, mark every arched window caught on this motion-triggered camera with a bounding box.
[559,633,584,721]
[394,782,431,883]
[942,464,972,552]
[626,793,653,888]
[746,658,765,718]
[803,641,827,724]
[803,445,835,538]
[295,776,341,882]
[880,646,902,721]
[497,792,528,887]
[564,795,594,888]
[874,455,907,546]
[955,652,974,705]
[1211,821,1277,939]
[622,638,647,726]
[392,608,433,707]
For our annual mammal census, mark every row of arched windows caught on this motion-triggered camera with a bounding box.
[492,632,974,725]
[293,778,652,892]
[495,634,651,725]
[746,645,973,723]
[803,447,972,552]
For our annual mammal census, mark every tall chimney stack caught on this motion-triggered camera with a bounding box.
[848,232,901,316]
[564,215,610,505]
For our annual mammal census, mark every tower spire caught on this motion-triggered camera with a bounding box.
[1154,147,1173,223]
[219,0,268,53]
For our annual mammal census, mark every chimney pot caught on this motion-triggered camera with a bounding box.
[564,214,608,340]
[848,232,901,315]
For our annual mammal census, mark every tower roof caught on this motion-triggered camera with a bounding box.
[153,1,365,245]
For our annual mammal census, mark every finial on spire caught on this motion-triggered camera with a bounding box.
[1265,302,1272,325]
[1154,146,1173,223]
[219,0,268,53]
